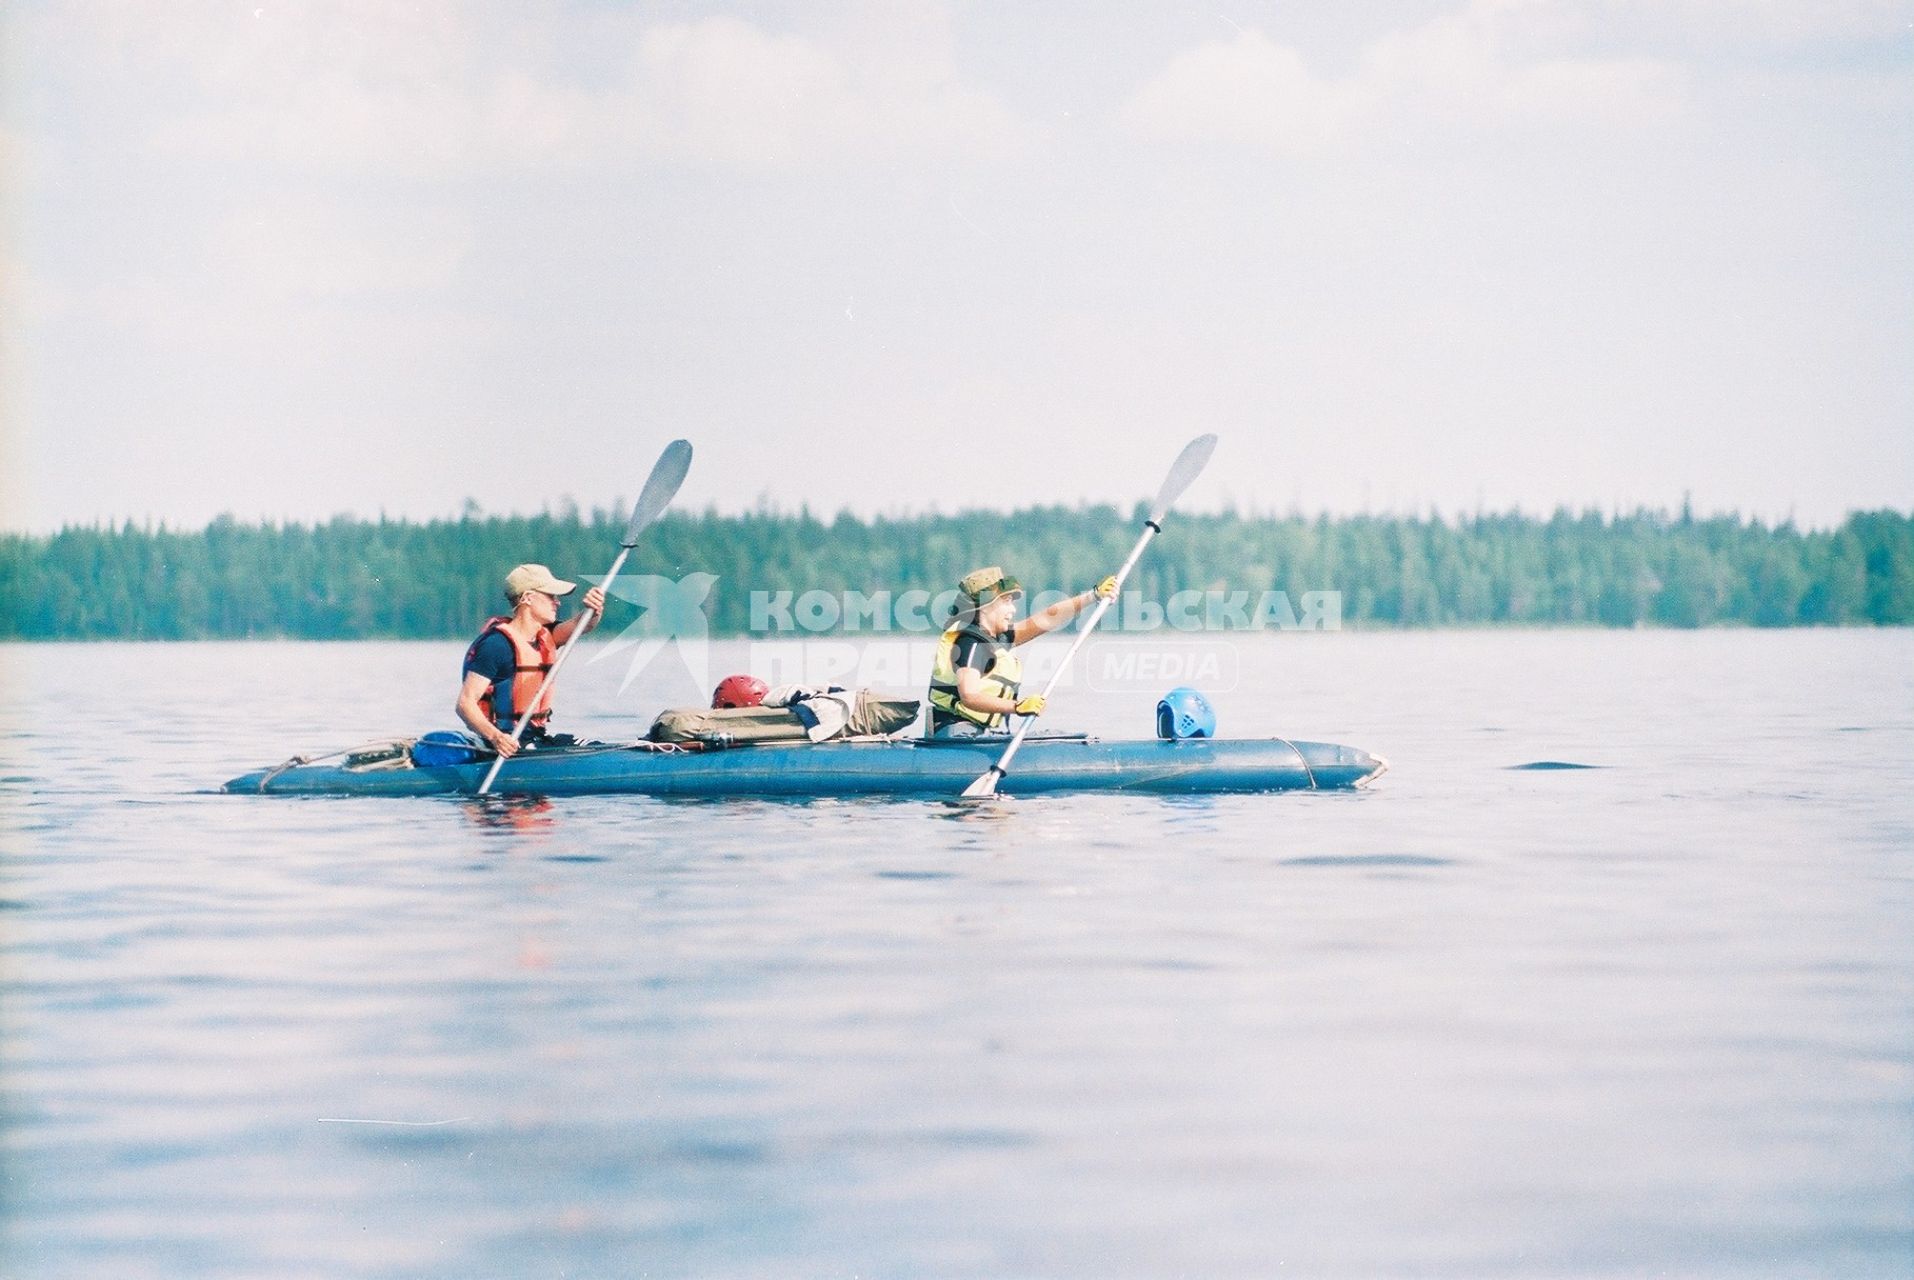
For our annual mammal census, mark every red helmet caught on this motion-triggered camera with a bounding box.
[711,674,769,709]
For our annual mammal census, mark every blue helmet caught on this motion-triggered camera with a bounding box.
[1155,687,1216,740]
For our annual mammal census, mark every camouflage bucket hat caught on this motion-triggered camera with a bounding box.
[957,566,1023,607]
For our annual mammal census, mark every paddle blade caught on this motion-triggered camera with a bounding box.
[1147,433,1218,524]
[961,767,1003,799]
[622,438,694,545]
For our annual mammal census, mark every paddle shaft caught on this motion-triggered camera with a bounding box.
[474,543,632,795]
[968,519,1160,788]
[470,438,692,797]
[961,433,1216,798]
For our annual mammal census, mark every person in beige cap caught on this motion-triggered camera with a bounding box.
[926,566,1116,736]
[456,564,606,756]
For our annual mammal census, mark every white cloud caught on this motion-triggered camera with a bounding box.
[1581,0,1910,51]
[1119,31,1348,155]
[215,203,475,299]
[1120,0,1686,152]
[609,16,1031,169]
[109,7,1034,176]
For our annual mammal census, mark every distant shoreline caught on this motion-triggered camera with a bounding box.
[3,506,1909,639]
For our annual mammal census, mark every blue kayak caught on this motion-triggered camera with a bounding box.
[222,735,1387,798]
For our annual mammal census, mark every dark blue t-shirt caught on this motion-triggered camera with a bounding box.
[464,631,518,723]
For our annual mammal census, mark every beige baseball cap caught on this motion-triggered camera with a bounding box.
[504,563,577,600]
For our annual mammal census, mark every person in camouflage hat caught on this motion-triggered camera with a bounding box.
[926,565,1117,736]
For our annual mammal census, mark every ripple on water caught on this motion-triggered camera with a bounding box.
[41,988,167,1014]
[1277,853,1457,867]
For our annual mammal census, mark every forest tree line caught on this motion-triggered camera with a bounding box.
[1,504,1910,640]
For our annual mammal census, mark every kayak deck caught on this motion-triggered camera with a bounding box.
[223,735,1388,798]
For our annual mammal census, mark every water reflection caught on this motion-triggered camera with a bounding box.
[459,794,559,834]
[929,797,1020,825]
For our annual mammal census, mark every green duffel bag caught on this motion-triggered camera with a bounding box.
[648,692,922,744]
[846,692,922,736]
[648,705,811,744]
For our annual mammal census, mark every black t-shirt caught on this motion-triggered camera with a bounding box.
[951,627,1013,675]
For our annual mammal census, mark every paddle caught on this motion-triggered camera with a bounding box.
[960,433,1219,799]
[476,438,694,796]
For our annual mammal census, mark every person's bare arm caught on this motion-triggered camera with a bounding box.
[457,670,518,757]
[1013,589,1093,644]
[955,667,1019,717]
[551,585,606,646]
[955,668,1044,717]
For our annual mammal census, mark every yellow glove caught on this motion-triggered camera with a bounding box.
[1093,575,1118,602]
[1013,694,1047,716]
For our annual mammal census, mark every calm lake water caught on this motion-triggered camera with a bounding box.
[2,631,1910,1278]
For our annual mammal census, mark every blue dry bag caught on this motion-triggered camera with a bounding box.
[411,730,487,768]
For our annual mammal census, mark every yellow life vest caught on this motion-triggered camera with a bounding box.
[928,624,1023,730]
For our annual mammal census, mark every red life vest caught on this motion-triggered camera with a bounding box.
[464,616,557,732]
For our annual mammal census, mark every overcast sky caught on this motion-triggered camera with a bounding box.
[3,0,1910,533]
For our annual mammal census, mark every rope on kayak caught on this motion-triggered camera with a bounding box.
[254,732,895,790]
[1274,736,1318,790]
[258,737,676,789]
[256,737,414,790]
[557,739,690,756]
[257,754,312,791]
